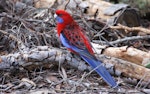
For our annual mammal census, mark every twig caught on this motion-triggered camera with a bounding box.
[0,12,53,25]
[0,30,23,46]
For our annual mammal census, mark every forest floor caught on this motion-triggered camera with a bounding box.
[0,0,150,94]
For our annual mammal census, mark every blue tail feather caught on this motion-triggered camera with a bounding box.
[81,55,117,88]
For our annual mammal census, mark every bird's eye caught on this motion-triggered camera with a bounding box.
[57,14,62,16]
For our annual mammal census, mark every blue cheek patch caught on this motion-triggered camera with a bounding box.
[56,16,64,24]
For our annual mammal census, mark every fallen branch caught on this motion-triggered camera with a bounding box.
[110,24,150,34]
[102,55,150,82]
[0,46,90,71]
[93,35,150,45]
[109,35,150,45]
[0,46,150,83]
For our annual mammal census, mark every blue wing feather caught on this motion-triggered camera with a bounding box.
[60,33,117,88]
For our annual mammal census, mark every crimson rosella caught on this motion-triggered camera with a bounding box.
[55,10,117,88]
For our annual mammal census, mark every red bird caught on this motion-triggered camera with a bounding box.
[55,10,117,88]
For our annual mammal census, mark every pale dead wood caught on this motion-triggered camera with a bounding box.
[79,0,112,20]
[34,0,56,8]
[110,24,150,34]
[103,46,150,65]
[52,0,115,20]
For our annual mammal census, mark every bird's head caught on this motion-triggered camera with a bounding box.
[55,10,74,36]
